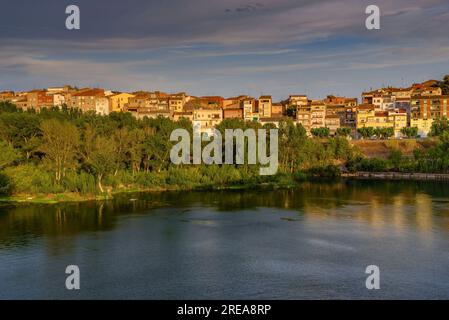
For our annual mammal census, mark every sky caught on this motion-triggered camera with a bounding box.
[0,0,448,101]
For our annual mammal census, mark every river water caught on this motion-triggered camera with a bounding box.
[1,180,449,299]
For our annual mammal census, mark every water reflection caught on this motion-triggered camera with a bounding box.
[2,180,449,299]
[1,180,448,249]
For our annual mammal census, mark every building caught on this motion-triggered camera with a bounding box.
[325,114,341,135]
[296,104,312,133]
[310,100,326,129]
[95,97,110,115]
[223,107,243,119]
[259,116,290,128]
[243,98,258,122]
[0,91,15,102]
[21,90,54,111]
[173,111,194,122]
[70,88,105,112]
[356,104,407,137]
[410,95,449,137]
[200,96,224,109]
[109,93,135,112]
[193,107,223,134]
[169,93,187,112]
[389,109,408,136]
[324,95,357,108]
[288,95,308,107]
[125,92,152,112]
[259,95,272,118]
[271,103,284,116]
[130,109,171,120]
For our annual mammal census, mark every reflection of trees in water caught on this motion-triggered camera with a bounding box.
[1,180,448,247]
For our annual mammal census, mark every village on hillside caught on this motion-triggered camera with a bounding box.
[1,76,448,138]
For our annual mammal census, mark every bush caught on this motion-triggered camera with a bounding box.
[134,171,167,188]
[62,171,97,194]
[0,172,12,196]
[307,164,341,179]
[358,158,388,172]
[3,164,59,194]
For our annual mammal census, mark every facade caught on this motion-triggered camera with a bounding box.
[0,91,15,102]
[410,95,449,137]
[173,111,194,122]
[296,105,312,133]
[356,104,407,137]
[109,93,135,112]
[95,97,110,115]
[271,103,284,116]
[70,89,105,112]
[193,107,223,134]
[310,100,326,129]
[52,94,66,107]
[325,115,341,135]
[259,95,272,118]
[288,95,308,107]
[223,107,243,119]
[169,93,186,112]
[23,90,52,111]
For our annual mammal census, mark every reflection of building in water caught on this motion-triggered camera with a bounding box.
[414,193,433,237]
[392,195,406,231]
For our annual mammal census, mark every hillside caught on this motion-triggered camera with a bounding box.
[351,139,437,159]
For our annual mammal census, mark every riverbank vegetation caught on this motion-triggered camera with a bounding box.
[1,101,449,200]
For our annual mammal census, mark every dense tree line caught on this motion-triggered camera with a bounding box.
[0,102,354,196]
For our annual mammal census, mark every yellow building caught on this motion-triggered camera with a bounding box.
[109,93,135,112]
[356,104,407,137]
[310,100,326,129]
[296,105,311,133]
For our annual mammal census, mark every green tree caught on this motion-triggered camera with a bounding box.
[0,141,20,169]
[336,127,351,138]
[434,75,449,95]
[358,127,375,139]
[311,127,330,138]
[400,127,418,138]
[39,119,80,183]
[88,136,118,193]
[430,117,449,136]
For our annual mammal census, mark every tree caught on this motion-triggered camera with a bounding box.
[336,127,351,138]
[311,127,330,138]
[0,112,42,158]
[434,75,449,95]
[0,141,20,169]
[388,149,403,171]
[375,127,394,139]
[0,101,18,113]
[0,172,12,196]
[285,105,296,118]
[278,120,307,173]
[358,127,375,139]
[430,117,449,136]
[39,119,80,183]
[400,127,418,138]
[88,136,118,193]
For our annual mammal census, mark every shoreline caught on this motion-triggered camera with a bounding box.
[342,172,449,181]
[2,173,449,204]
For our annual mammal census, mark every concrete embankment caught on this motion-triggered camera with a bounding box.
[343,172,449,181]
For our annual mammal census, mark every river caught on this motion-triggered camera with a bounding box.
[1,180,449,299]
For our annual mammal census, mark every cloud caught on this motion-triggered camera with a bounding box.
[0,0,448,99]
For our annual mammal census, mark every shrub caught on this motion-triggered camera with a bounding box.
[0,172,12,196]
[3,164,59,194]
